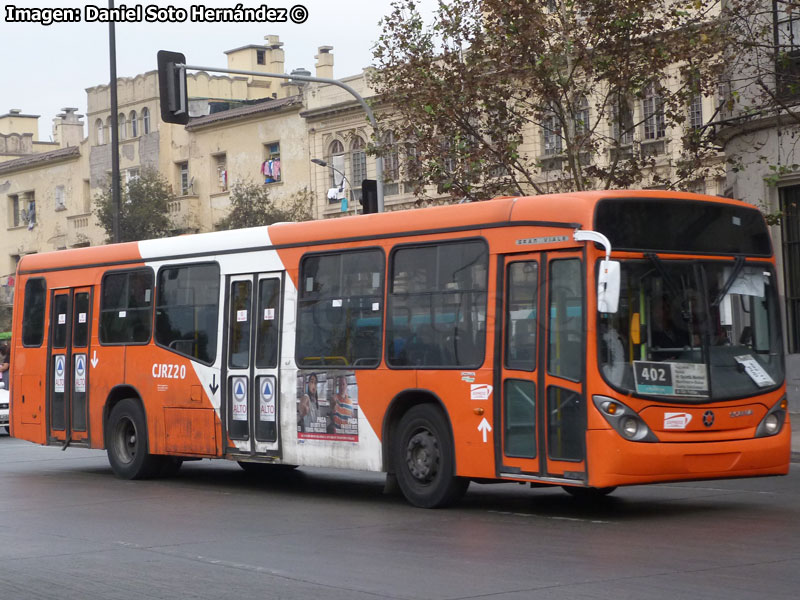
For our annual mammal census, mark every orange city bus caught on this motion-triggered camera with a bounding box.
[9,190,791,507]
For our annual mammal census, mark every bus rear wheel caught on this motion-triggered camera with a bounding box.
[106,398,162,479]
[393,404,469,508]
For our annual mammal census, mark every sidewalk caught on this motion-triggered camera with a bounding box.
[785,356,800,462]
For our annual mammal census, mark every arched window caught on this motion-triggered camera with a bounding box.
[95,118,105,145]
[541,105,562,155]
[118,113,126,140]
[142,107,151,134]
[573,96,590,138]
[642,82,666,140]
[350,137,367,188]
[611,91,634,145]
[129,110,138,137]
[383,131,399,181]
[689,94,703,131]
[383,131,400,196]
[328,140,345,191]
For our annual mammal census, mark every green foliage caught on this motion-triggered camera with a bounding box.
[371,0,739,201]
[215,182,314,231]
[94,168,174,243]
[765,164,800,188]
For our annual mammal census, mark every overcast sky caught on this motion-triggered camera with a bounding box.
[1,0,437,140]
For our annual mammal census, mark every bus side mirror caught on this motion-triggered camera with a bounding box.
[598,260,620,313]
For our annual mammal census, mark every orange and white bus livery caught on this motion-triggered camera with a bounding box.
[9,190,791,507]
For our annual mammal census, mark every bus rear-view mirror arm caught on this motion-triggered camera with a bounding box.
[573,229,620,314]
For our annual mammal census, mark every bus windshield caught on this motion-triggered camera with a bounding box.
[598,259,783,401]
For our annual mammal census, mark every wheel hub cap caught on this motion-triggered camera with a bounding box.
[406,430,439,483]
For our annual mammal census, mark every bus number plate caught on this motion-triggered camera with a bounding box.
[633,361,708,397]
[634,361,672,395]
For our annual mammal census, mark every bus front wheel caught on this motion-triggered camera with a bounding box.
[393,404,469,508]
[106,398,162,479]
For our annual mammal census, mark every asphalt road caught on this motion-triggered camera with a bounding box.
[0,433,798,600]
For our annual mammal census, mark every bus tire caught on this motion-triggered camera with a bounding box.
[393,404,469,508]
[106,398,161,480]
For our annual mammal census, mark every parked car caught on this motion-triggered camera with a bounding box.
[0,387,9,433]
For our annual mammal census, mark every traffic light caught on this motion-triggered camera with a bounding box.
[157,50,189,125]
[360,179,378,214]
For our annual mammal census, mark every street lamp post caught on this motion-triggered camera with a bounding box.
[108,0,121,242]
[311,158,354,214]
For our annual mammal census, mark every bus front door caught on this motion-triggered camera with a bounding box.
[499,255,542,476]
[47,286,93,445]
[540,252,587,482]
[499,252,587,484]
[223,273,283,459]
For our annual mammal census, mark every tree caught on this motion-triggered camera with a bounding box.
[719,1,800,124]
[95,168,174,242]
[711,0,800,204]
[371,0,742,201]
[215,182,314,230]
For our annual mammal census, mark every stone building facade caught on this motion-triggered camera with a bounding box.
[716,1,800,405]
[0,31,749,333]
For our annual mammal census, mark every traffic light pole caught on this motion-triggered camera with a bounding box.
[108,1,121,242]
[178,63,385,213]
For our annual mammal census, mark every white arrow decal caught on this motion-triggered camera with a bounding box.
[90,350,99,368]
[477,417,492,443]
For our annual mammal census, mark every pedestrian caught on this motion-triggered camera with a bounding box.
[0,343,10,389]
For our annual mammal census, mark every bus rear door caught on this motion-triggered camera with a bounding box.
[223,272,283,459]
[48,286,93,445]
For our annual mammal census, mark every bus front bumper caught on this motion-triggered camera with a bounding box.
[586,425,792,488]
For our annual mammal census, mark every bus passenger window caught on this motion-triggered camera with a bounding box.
[99,269,154,344]
[296,249,384,368]
[22,278,47,347]
[387,240,488,368]
[155,263,220,364]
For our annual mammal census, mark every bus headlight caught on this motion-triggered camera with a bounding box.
[763,414,779,434]
[755,397,787,438]
[621,417,639,439]
[593,396,659,442]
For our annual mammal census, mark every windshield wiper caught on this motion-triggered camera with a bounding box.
[644,253,681,298]
[711,256,745,308]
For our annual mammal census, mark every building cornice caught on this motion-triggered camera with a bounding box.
[185,95,302,130]
[224,44,269,54]
[300,92,390,122]
[714,107,800,145]
[0,145,80,176]
[0,112,39,119]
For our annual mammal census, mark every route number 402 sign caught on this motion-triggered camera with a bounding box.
[633,361,708,397]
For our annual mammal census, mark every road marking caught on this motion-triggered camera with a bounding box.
[488,510,613,524]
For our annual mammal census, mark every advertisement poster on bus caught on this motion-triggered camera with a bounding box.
[297,371,358,442]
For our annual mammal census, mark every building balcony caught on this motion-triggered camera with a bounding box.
[67,213,92,247]
[168,195,200,233]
